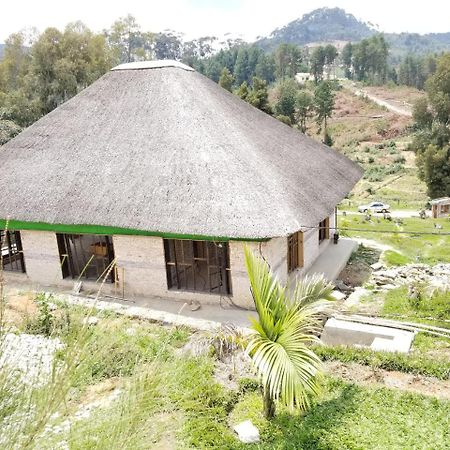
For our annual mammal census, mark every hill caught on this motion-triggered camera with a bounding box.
[257,7,450,58]
[257,7,374,50]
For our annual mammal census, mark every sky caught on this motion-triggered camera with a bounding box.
[1,0,450,43]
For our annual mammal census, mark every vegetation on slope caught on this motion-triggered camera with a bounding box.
[1,294,449,449]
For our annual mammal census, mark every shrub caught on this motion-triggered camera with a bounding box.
[24,293,70,337]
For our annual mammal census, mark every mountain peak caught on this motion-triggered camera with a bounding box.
[258,7,375,50]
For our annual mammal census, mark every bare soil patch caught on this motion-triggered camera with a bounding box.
[325,360,450,400]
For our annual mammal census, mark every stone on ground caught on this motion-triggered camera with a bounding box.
[331,290,347,301]
[233,420,260,443]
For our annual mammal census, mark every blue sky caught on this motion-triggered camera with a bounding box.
[1,0,450,43]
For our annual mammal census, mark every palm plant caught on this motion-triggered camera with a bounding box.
[244,246,334,419]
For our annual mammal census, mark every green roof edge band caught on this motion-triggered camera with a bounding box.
[0,219,268,243]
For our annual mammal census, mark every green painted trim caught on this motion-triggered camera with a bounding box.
[0,219,268,242]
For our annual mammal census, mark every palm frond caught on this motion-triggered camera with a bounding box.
[244,246,332,413]
[293,273,334,306]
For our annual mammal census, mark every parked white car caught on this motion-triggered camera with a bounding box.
[358,202,390,213]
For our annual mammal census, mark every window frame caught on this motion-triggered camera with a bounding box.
[56,233,116,283]
[163,239,232,296]
[287,231,304,273]
[318,218,330,244]
[0,230,26,273]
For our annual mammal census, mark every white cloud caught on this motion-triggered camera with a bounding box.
[1,0,449,43]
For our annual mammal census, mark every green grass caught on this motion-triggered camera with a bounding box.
[3,300,450,449]
[341,216,450,264]
[229,379,450,450]
[55,355,450,450]
[383,250,410,266]
[383,286,450,322]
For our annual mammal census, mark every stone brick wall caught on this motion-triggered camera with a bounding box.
[5,218,335,307]
[19,230,62,286]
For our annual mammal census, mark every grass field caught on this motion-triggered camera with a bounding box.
[2,294,450,449]
[340,216,450,265]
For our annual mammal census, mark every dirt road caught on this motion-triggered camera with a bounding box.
[345,83,413,117]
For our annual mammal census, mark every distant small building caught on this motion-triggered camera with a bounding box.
[295,72,312,84]
[430,197,450,218]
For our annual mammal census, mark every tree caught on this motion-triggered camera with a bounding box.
[314,81,335,142]
[416,144,450,198]
[274,79,298,122]
[236,81,249,100]
[310,46,326,83]
[204,59,222,82]
[413,97,433,130]
[28,24,111,115]
[412,53,450,197]
[0,120,21,145]
[106,15,150,63]
[244,246,333,419]
[0,32,31,91]
[247,77,271,114]
[426,53,450,125]
[255,54,276,83]
[234,47,250,85]
[352,34,389,84]
[218,67,234,92]
[341,43,353,79]
[296,90,313,133]
[323,44,338,79]
[275,44,303,80]
[153,31,182,60]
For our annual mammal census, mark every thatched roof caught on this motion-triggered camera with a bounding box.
[0,60,362,239]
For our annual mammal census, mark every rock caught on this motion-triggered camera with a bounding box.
[233,420,260,443]
[83,316,99,326]
[125,327,137,336]
[189,300,201,311]
[381,284,397,290]
[330,290,347,301]
[344,287,370,307]
[370,262,383,271]
[334,280,352,292]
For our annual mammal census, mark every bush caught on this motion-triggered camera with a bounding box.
[393,155,406,164]
[24,293,70,337]
[275,114,292,126]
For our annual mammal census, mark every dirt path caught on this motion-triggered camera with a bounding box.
[345,83,413,117]
[325,361,450,400]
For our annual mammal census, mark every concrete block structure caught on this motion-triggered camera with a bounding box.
[0,61,361,309]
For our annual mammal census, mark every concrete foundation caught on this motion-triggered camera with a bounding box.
[321,318,415,353]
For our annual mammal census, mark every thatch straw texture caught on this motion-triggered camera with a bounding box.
[0,62,362,239]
